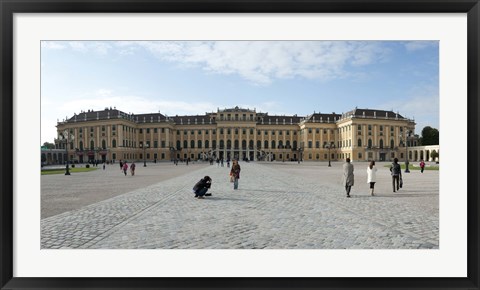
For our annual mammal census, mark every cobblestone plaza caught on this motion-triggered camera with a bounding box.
[41,161,439,249]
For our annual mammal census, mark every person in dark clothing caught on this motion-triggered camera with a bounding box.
[390,158,402,192]
[193,176,212,199]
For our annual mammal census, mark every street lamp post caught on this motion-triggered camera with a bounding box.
[324,143,335,167]
[59,129,74,175]
[405,130,410,173]
[400,130,411,173]
[140,143,149,167]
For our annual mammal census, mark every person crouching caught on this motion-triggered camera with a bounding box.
[193,176,212,199]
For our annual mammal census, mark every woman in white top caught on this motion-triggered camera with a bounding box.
[367,161,377,196]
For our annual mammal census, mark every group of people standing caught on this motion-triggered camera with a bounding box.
[192,159,242,199]
[343,158,426,198]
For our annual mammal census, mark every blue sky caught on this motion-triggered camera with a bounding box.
[41,41,439,144]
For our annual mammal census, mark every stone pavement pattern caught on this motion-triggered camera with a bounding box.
[41,162,439,249]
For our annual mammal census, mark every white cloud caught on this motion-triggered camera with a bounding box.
[404,41,438,52]
[380,85,439,132]
[116,41,391,85]
[41,41,66,50]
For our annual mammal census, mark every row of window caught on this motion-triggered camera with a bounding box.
[74,137,415,151]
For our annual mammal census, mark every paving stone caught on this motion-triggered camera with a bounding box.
[41,161,439,249]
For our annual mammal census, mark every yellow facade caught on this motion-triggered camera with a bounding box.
[54,107,416,163]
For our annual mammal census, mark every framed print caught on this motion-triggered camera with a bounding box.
[1,0,479,289]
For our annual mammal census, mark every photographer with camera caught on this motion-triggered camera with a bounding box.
[193,175,212,199]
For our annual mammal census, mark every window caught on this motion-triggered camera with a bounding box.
[191,140,195,148]
[227,140,232,149]
[90,140,94,149]
[308,128,312,134]
[379,139,384,148]
[161,128,165,133]
[191,130,194,135]
[176,130,180,135]
[227,128,231,135]
[212,140,216,148]
[146,128,150,134]
[368,125,372,131]
[264,140,269,149]
[250,129,254,135]
[358,139,362,147]
[90,127,94,132]
[154,128,158,133]
[235,128,239,135]
[154,141,158,148]
[112,140,116,148]
[286,131,290,136]
[368,139,372,148]
[102,126,105,132]
[272,130,275,135]
[183,140,188,149]
[390,139,395,149]
[316,141,320,148]
[358,153,362,159]
[213,129,216,134]
[205,129,209,135]
[308,141,312,148]
[272,140,276,148]
[234,140,239,149]
[161,141,165,148]
[184,130,187,135]
[257,140,261,148]
[242,129,246,134]
[205,140,209,148]
[176,140,181,149]
[198,140,202,148]
[380,125,383,131]
[316,128,319,134]
[264,131,267,135]
[198,130,202,134]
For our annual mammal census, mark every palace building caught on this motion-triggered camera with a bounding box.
[53,106,419,164]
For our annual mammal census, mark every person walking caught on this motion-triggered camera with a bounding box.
[122,162,128,176]
[342,158,354,198]
[119,160,123,172]
[419,159,425,173]
[230,159,241,190]
[130,162,136,176]
[367,160,377,196]
[390,158,402,192]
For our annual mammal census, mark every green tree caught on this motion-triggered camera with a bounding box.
[42,142,55,149]
[420,126,439,145]
[430,150,439,161]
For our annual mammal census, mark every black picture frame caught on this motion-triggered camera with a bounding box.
[1,0,479,289]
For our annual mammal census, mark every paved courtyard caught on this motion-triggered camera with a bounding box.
[41,161,439,249]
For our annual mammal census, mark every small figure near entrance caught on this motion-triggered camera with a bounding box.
[130,162,136,176]
[419,159,426,173]
[122,162,128,176]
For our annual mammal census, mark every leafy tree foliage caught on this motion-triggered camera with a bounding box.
[42,142,55,149]
[419,126,439,145]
